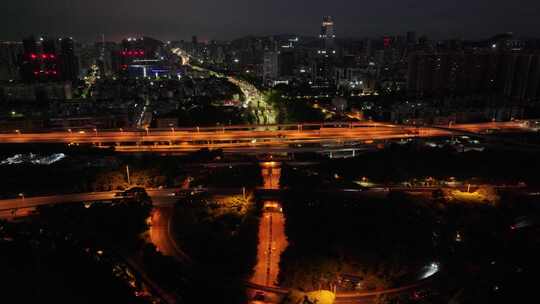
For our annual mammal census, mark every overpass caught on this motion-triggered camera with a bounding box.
[0,188,180,219]
[0,121,531,154]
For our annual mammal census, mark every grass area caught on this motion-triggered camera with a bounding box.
[283,290,336,304]
[445,186,499,205]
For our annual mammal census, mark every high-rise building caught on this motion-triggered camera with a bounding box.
[263,51,279,83]
[320,16,336,51]
[19,36,60,82]
[118,37,167,78]
[42,38,61,81]
[59,38,79,81]
[407,50,540,100]
[316,16,337,82]
[0,42,22,80]
[279,50,295,77]
[20,36,40,82]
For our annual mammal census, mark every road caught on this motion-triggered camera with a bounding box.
[0,189,179,215]
[250,161,289,303]
[252,163,288,288]
[148,207,192,263]
[0,121,531,153]
[251,206,288,287]
[227,77,277,125]
[171,47,277,125]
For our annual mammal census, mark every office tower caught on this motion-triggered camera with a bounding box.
[59,37,79,81]
[317,16,337,82]
[0,42,23,80]
[20,36,40,82]
[43,38,60,80]
[279,50,295,77]
[320,16,336,51]
[18,37,61,82]
[263,51,279,83]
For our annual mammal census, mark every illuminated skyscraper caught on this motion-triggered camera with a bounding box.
[19,36,60,82]
[320,16,336,51]
[316,16,336,82]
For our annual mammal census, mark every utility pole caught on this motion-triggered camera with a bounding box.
[126,165,131,185]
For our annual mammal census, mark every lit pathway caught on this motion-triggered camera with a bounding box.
[251,162,288,287]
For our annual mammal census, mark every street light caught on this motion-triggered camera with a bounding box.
[18,193,24,201]
[126,165,131,185]
[67,128,72,133]
[14,129,20,135]
[93,128,98,136]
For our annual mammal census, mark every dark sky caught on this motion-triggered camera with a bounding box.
[1,0,540,42]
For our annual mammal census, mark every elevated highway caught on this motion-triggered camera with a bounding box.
[0,121,532,154]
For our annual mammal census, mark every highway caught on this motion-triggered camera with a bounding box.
[171,47,277,125]
[0,121,531,153]
[227,76,277,125]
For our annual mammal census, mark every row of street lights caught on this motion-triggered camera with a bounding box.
[55,126,202,136]
[15,122,369,138]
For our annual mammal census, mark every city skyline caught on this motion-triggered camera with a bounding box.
[2,1,540,303]
[2,0,540,42]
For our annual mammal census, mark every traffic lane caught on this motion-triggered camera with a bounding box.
[149,207,177,256]
[0,189,180,212]
[0,127,410,143]
[252,211,272,286]
[0,121,526,141]
[0,192,116,211]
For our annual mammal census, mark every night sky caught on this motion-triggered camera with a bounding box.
[1,0,540,42]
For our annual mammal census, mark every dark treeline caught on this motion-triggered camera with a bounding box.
[284,143,540,187]
[278,191,436,292]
